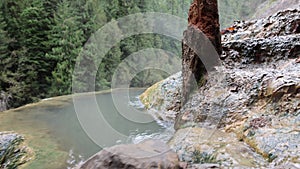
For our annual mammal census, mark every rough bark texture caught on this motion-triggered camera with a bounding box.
[182,0,221,104]
[188,0,222,52]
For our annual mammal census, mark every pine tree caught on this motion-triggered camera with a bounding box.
[0,7,10,91]
[46,0,85,96]
[0,0,58,106]
[81,0,107,39]
[17,1,55,99]
[0,0,27,107]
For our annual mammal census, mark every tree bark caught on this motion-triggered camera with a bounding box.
[182,0,221,104]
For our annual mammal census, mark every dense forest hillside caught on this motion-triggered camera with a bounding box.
[0,0,291,108]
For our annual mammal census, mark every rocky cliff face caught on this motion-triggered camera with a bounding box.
[141,8,300,168]
[182,0,222,104]
[178,9,300,168]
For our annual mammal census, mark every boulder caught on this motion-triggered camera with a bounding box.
[76,139,181,169]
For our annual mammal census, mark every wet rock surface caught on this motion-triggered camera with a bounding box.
[222,9,300,69]
[180,9,300,168]
[222,9,300,40]
[75,139,180,169]
[0,132,30,168]
[175,60,300,167]
[222,35,300,68]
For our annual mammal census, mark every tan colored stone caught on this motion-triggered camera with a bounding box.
[76,139,180,169]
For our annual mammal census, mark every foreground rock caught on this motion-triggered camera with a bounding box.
[175,60,300,167]
[168,127,266,168]
[76,140,181,169]
[0,132,30,168]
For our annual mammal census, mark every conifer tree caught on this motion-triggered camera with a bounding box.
[0,8,10,91]
[46,0,85,96]
[0,0,29,107]
[17,1,54,99]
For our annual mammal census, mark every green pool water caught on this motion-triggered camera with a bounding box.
[0,89,164,169]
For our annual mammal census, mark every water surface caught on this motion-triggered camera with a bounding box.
[0,89,166,169]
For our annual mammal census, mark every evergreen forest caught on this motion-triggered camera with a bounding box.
[0,0,266,108]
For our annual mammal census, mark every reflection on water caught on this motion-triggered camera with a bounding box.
[0,89,171,169]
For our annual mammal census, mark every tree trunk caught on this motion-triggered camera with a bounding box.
[181,0,222,104]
